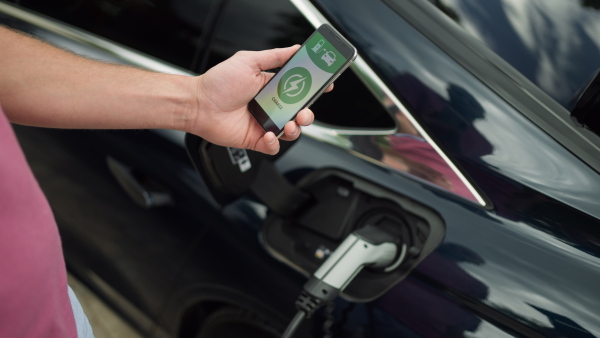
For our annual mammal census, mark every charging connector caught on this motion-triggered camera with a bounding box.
[281,225,405,338]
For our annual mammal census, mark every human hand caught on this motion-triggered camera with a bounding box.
[187,45,331,155]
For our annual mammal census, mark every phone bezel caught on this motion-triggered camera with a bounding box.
[248,24,357,137]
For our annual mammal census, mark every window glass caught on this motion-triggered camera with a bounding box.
[18,0,210,70]
[429,0,600,109]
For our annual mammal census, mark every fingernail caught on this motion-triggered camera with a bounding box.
[267,133,276,144]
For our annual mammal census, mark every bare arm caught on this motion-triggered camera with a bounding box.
[0,26,193,131]
[0,26,316,154]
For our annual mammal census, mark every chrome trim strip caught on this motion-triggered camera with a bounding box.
[290,0,486,206]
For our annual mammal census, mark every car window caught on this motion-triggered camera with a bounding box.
[428,0,600,110]
[17,0,211,70]
[205,0,395,130]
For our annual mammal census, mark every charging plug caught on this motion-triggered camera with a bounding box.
[282,225,405,338]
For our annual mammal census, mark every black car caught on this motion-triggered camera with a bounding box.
[3,0,600,337]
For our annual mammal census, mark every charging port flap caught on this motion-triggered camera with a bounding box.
[185,133,307,214]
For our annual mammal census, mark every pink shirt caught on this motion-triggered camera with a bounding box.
[0,107,77,337]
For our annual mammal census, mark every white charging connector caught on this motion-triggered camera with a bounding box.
[281,225,406,338]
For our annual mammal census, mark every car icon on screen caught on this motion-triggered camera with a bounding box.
[321,51,336,66]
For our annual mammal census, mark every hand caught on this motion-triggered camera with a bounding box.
[188,45,331,155]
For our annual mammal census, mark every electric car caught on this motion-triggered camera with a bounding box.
[3,0,600,337]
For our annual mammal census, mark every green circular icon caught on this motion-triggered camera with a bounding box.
[277,67,312,105]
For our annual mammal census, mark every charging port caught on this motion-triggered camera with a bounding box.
[261,168,445,302]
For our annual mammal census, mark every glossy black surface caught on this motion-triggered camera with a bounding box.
[430,0,600,109]
[4,0,600,337]
[315,0,600,336]
[319,0,600,219]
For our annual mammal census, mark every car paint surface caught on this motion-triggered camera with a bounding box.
[313,0,600,335]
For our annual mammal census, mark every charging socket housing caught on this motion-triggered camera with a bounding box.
[261,169,445,302]
[185,134,445,302]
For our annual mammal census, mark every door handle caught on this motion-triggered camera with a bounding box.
[106,156,173,209]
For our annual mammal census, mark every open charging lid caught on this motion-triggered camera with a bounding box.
[184,133,307,211]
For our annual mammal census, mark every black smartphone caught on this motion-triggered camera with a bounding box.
[248,24,357,136]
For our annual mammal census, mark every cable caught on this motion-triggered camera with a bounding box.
[281,290,329,338]
[322,301,336,338]
[281,310,306,338]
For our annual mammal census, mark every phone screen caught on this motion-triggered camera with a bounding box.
[253,31,349,130]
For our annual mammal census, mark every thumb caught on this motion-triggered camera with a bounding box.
[251,45,300,72]
[253,132,280,155]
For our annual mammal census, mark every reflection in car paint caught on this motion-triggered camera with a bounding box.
[307,84,482,202]
[377,243,488,337]
[430,0,600,108]
[303,121,478,203]
[349,100,478,202]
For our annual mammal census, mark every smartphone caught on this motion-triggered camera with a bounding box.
[248,24,357,137]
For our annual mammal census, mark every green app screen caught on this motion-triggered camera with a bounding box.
[255,31,348,129]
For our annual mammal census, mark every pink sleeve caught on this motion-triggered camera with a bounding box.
[0,107,77,338]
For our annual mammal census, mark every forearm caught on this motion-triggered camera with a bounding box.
[0,26,196,131]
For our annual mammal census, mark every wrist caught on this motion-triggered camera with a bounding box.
[166,74,200,133]
[186,73,220,137]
